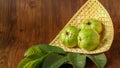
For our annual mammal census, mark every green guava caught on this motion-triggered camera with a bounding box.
[59,26,79,47]
[78,29,100,51]
[79,19,102,33]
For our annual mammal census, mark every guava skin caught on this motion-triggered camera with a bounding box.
[78,29,100,51]
[79,19,102,33]
[59,26,79,48]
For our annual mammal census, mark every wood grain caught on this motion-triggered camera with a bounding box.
[0,0,120,68]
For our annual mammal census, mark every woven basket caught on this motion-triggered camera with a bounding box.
[50,0,114,54]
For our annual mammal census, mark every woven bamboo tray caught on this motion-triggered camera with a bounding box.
[50,0,114,54]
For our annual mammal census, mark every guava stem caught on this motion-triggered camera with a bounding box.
[66,31,70,36]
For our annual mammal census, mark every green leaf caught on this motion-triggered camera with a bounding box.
[19,44,65,68]
[25,44,65,57]
[24,45,43,57]
[18,58,32,68]
[39,44,65,54]
[68,53,86,68]
[18,54,46,68]
[18,55,39,68]
[86,53,107,68]
[24,54,47,68]
[42,53,69,68]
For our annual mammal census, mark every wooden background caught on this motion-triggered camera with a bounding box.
[0,0,120,68]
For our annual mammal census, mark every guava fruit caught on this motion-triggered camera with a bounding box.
[78,29,100,51]
[59,26,79,47]
[79,19,102,33]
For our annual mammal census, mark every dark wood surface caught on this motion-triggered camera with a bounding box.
[0,0,120,68]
